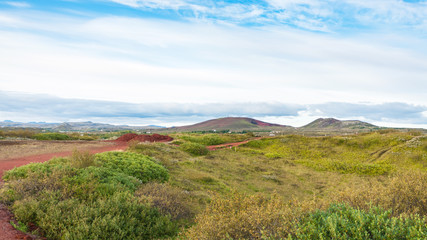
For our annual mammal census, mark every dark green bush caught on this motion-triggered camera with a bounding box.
[179,142,209,156]
[2,158,68,181]
[95,152,169,183]
[294,204,427,239]
[33,133,71,140]
[13,192,177,239]
[0,151,178,239]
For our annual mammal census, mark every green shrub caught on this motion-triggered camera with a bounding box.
[296,159,394,175]
[95,151,169,183]
[0,151,177,239]
[175,133,249,146]
[13,192,177,240]
[294,204,427,239]
[135,182,195,222]
[32,133,71,140]
[179,142,209,156]
[69,150,97,168]
[2,160,67,181]
[0,129,38,138]
[331,171,427,217]
[242,139,272,148]
[183,192,312,239]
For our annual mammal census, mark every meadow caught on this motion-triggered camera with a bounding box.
[1,130,427,239]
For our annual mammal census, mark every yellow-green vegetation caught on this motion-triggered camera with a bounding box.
[1,131,427,239]
[241,131,426,175]
[184,192,427,239]
[171,132,251,146]
[0,129,126,140]
[0,151,190,239]
[293,203,427,239]
[179,142,209,156]
[0,128,39,139]
[183,192,315,239]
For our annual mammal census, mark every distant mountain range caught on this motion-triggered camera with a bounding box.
[166,117,382,132]
[2,117,417,133]
[0,120,164,131]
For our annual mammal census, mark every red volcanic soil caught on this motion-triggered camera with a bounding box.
[0,141,128,179]
[0,202,42,240]
[116,133,173,143]
[207,137,262,150]
[116,133,139,142]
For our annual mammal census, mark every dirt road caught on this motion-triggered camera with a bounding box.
[206,137,262,150]
[0,140,128,179]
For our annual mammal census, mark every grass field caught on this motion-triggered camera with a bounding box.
[1,130,427,239]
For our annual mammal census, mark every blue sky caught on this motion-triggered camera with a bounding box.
[1,0,427,127]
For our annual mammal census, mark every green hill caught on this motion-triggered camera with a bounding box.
[300,118,379,131]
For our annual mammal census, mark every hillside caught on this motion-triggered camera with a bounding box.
[0,120,163,132]
[300,118,379,131]
[171,117,292,132]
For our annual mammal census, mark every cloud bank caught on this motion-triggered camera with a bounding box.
[1,91,426,128]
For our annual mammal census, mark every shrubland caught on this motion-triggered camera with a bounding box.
[1,131,427,239]
[171,132,251,146]
[0,129,127,140]
[0,151,190,239]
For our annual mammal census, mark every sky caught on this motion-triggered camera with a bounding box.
[0,0,427,128]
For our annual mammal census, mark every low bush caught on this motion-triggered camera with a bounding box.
[135,182,195,222]
[0,151,179,239]
[293,204,427,239]
[331,171,427,217]
[69,150,96,168]
[32,133,71,140]
[183,192,315,239]
[296,159,394,175]
[0,129,38,139]
[179,142,209,156]
[175,133,249,146]
[12,192,177,240]
[95,151,169,183]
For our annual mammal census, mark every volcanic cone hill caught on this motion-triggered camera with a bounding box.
[171,117,293,132]
[300,118,379,131]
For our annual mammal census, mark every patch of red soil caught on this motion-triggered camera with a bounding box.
[0,203,42,240]
[0,141,128,179]
[116,133,173,143]
[207,137,263,150]
[131,134,173,142]
[115,133,139,142]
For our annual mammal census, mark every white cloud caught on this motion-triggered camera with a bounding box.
[1,10,427,106]
[109,0,207,12]
[106,0,427,33]
[4,1,30,8]
[1,91,426,128]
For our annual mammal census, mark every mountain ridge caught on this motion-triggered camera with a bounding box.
[0,120,164,131]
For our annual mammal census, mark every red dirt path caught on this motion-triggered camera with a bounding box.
[0,141,128,179]
[0,141,128,239]
[206,137,262,150]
